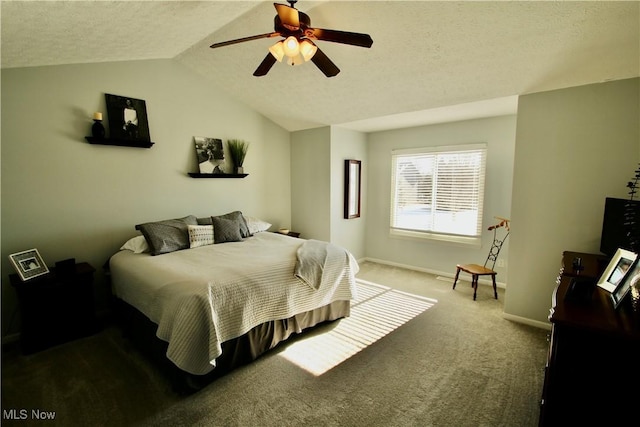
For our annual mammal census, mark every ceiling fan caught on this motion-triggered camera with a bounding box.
[209,1,373,77]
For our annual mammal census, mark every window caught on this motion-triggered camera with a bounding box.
[390,143,487,244]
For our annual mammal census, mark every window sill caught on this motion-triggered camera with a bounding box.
[389,228,481,247]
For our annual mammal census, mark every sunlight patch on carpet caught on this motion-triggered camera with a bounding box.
[278,279,437,376]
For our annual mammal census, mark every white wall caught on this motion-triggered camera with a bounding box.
[364,115,517,279]
[1,59,291,333]
[505,78,640,326]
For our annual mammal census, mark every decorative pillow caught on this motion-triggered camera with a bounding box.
[135,215,198,255]
[188,225,214,248]
[212,216,243,243]
[196,216,213,226]
[203,211,251,238]
[244,216,272,234]
[120,235,150,254]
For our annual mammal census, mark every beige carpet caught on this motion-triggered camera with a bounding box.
[1,261,549,426]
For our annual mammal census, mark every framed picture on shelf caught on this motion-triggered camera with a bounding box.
[194,136,225,174]
[597,248,637,293]
[105,93,151,142]
[610,258,640,309]
[8,249,49,281]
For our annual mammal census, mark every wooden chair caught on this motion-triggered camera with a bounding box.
[453,217,510,300]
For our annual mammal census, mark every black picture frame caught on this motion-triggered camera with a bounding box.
[194,136,225,174]
[611,257,640,309]
[105,94,151,142]
[344,159,361,219]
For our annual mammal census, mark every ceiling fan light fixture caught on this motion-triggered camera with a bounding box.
[269,41,285,62]
[299,39,317,61]
[283,36,300,57]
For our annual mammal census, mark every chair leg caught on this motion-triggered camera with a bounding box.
[453,268,461,289]
[472,275,478,301]
[492,275,498,299]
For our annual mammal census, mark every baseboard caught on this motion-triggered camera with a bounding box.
[502,312,551,331]
[360,257,507,289]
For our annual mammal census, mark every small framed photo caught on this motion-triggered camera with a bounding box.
[611,258,640,309]
[597,248,637,293]
[9,249,49,281]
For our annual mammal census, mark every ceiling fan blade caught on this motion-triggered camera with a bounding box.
[210,32,280,49]
[253,54,277,76]
[274,3,300,30]
[306,28,373,48]
[311,47,340,77]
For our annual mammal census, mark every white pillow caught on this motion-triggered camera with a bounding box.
[188,225,214,248]
[244,216,272,234]
[120,235,150,254]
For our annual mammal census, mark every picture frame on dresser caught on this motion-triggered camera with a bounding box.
[8,248,49,281]
[597,248,637,293]
[611,257,640,309]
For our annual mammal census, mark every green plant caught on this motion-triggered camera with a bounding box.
[627,163,639,200]
[625,163,640,252]
[227,139,249,168]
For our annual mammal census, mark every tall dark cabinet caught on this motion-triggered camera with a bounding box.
[539,251,640,426]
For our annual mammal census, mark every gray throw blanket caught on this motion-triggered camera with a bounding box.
[295,239,342,290]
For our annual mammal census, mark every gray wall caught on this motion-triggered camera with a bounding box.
[290,126,368,261]
[505,78,640,326]
[363,115,517,281]
[290,127,331,241]
[329,127,367,261]
[1,59,291,333]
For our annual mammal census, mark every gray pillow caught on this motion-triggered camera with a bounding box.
[212,216,243,243]
[201,211,252,238]
[135,215,197,255]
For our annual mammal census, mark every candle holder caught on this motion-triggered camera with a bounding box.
[91,112,105,139]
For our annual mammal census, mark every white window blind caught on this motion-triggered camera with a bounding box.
[390,144,487,242]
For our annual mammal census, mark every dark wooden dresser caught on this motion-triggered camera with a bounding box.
[539,251,640,426]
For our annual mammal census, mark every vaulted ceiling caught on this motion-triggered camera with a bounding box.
[2,1,638,132]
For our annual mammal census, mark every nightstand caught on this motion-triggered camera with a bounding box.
[10,262,99,354]
[276,230,300,238]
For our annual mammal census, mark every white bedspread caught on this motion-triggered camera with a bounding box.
[109,232,359,375]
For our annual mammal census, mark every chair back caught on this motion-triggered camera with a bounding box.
[483,218,510,270]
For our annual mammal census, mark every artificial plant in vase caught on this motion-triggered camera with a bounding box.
[625,163,640,252]
[227,139,249,174]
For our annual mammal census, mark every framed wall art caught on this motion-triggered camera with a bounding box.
[194,137,225,174]
[9,249,49,281]
[344,159,361,219]
[105,94,151,142]
[597,248,637,293]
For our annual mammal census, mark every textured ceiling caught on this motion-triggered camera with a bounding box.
[2,1,639,132]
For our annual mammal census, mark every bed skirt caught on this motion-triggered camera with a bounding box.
[113,297,350,393]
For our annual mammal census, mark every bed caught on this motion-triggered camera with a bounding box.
[108,213,358,392]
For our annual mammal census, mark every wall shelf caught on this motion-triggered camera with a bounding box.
[85,137,154,148]
[188,173,248,178]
